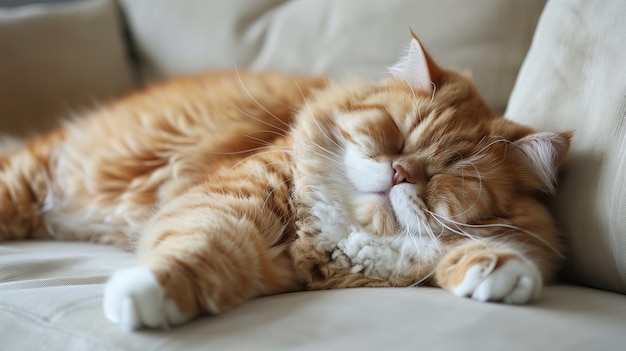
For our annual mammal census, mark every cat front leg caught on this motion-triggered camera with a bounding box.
[103,266,191,330]
[435,241,543,304]
[103,184,299,330]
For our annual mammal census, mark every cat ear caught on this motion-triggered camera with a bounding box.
[389,31,442,93]
[515,131,573,193]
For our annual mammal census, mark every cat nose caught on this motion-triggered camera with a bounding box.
[392,164,413,185]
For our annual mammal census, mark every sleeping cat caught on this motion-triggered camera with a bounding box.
[0,34,570,331]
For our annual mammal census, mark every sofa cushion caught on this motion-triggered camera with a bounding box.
[505,0,626,294]
[1,241,626,351]
[0,0,135,136]
[118,0,545,114]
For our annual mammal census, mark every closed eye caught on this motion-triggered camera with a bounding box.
[397,140,405,155]
[443,152,464,167]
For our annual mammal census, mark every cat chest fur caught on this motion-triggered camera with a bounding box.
[291,189,441,287]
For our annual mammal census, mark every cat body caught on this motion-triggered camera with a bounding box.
[0,36,570,330]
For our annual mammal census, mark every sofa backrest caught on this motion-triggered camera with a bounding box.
[0,0,545,135]
[506,0,626,294]
[1,0,545,135]
[0,0,135,136]
[117,0,545,115]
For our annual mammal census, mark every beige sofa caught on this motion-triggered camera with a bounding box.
[1,1,625,350]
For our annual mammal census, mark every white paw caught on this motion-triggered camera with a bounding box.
[452,259,543,304]
[103,267,189,331]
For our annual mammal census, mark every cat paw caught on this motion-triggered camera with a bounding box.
[103,267,190,331]
[453,258,542,304]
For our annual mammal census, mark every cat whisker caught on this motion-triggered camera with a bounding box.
[295,138,350,176]
[218,151,293,188]
[408,217,438,287]
[293,145,344,175]
[473,136,510,158]
[429,82,437,104]
[422,214,443,254]
[393,215,438,287]
[478,135,511,162]
[205,145,283,157]
[408,266,437,287]
[230,102,291,135]
[242,134,288,149]
[446,159,484,219]
[235,160,292,190]
[413,101,424,122]
[455,137,511,170]
[426,211,565,258]
[292,79,343,151]
[301,140,341,162]
[406,82,418,102]
[245,129,289,140]
[390,230,407,284]
[234,67,291,130]
[426,210,481,241]
[309,113,343,152]
[261,176,293,212]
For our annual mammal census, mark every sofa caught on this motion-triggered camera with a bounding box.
[1,0,625,350]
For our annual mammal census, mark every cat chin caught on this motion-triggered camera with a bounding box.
[350,184,434,238]
[388,183,432,234]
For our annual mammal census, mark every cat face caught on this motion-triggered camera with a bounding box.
[292,36,570,242]
[334,83,525,238]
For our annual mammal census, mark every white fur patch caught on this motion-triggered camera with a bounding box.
[103,267,189,331]
[310,184,438,282]
[343,144,393,193]
[309,191,354,252]
[332,231,437,280]
[452,259,542,304]
[309,146,441,282]
[306,135,443,283]
[389,183,430,234]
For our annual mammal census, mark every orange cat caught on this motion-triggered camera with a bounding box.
[0,34,570,330]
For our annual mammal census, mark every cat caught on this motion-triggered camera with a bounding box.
[0,33,571,331]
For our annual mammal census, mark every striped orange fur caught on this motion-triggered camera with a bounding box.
[0,36,571,329]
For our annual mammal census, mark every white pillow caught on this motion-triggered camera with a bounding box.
[506,0,626,294]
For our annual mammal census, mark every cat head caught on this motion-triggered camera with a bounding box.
[292,34,571,240]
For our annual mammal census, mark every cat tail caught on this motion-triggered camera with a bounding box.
[0,129,65,240]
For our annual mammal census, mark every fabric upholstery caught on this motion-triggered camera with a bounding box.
[2,0,625,350]
[505,0,626,294]
[0,0,135,136]
[117,0,545,114]
[2,241,626,351]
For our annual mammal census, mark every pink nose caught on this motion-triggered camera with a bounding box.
[392,164,411,185]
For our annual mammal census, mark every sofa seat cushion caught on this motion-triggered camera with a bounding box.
[1,241,625,351]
